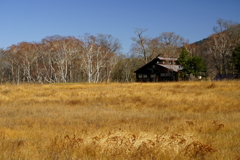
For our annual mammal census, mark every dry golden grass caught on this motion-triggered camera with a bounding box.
[0,81,240,159]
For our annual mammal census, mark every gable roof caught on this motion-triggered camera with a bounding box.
[134,58,157,73]
[134,57,181,73]
[157,64,182,72]
[157,57,178,61]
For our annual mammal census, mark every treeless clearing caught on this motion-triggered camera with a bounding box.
[0,81,240,159]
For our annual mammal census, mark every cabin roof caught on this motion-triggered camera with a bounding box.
[157,64,182,72]
[134,57,180,73]
[157,57,178,61]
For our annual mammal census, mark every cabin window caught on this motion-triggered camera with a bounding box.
[150,74,155,78]
[143,75,148,78]
[166,73,170,76]
[160,73,171,77]
[138,75,142,78]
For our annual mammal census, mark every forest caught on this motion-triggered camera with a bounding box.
[0,18,240,84]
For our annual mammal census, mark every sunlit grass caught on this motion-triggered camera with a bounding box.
[0,81,240,159]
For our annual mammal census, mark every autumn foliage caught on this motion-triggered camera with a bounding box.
[0,19,239,83]
[1,34,121,84]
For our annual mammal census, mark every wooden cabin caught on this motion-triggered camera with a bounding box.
[134,57,182,82]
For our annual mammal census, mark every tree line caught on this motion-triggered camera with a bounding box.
[0,19,240,84]
[0,34,121,84]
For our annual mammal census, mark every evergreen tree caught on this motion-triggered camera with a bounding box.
[178,47,206,80]
[191,55,206,76]
[232,44,240,73]
[177,47,192,79]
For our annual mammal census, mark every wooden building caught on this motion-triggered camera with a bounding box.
[213,74,239,81]
[134,57,182,82]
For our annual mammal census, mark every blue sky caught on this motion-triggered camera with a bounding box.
[1,0,239,54]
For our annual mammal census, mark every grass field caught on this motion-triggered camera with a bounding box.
[0,81,240,159]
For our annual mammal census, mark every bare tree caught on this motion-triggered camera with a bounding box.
[96,34,121,82]
[131,30,186,65]
[79,34,121,83]
[131,28,149,63]
[4,44,23,84]
[157,32,187,58]
[213,18,230,33]
[146,37,162,60]
[184,43,202,57]
[204,32,235,75]
[203,19,239,75]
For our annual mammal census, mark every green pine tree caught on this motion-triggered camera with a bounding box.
[178,47,206,80]
[190,55,206,76]
[177,47,192,79]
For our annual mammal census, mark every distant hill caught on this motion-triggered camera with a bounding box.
[193,24,240,46]
[193,38,208,46]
